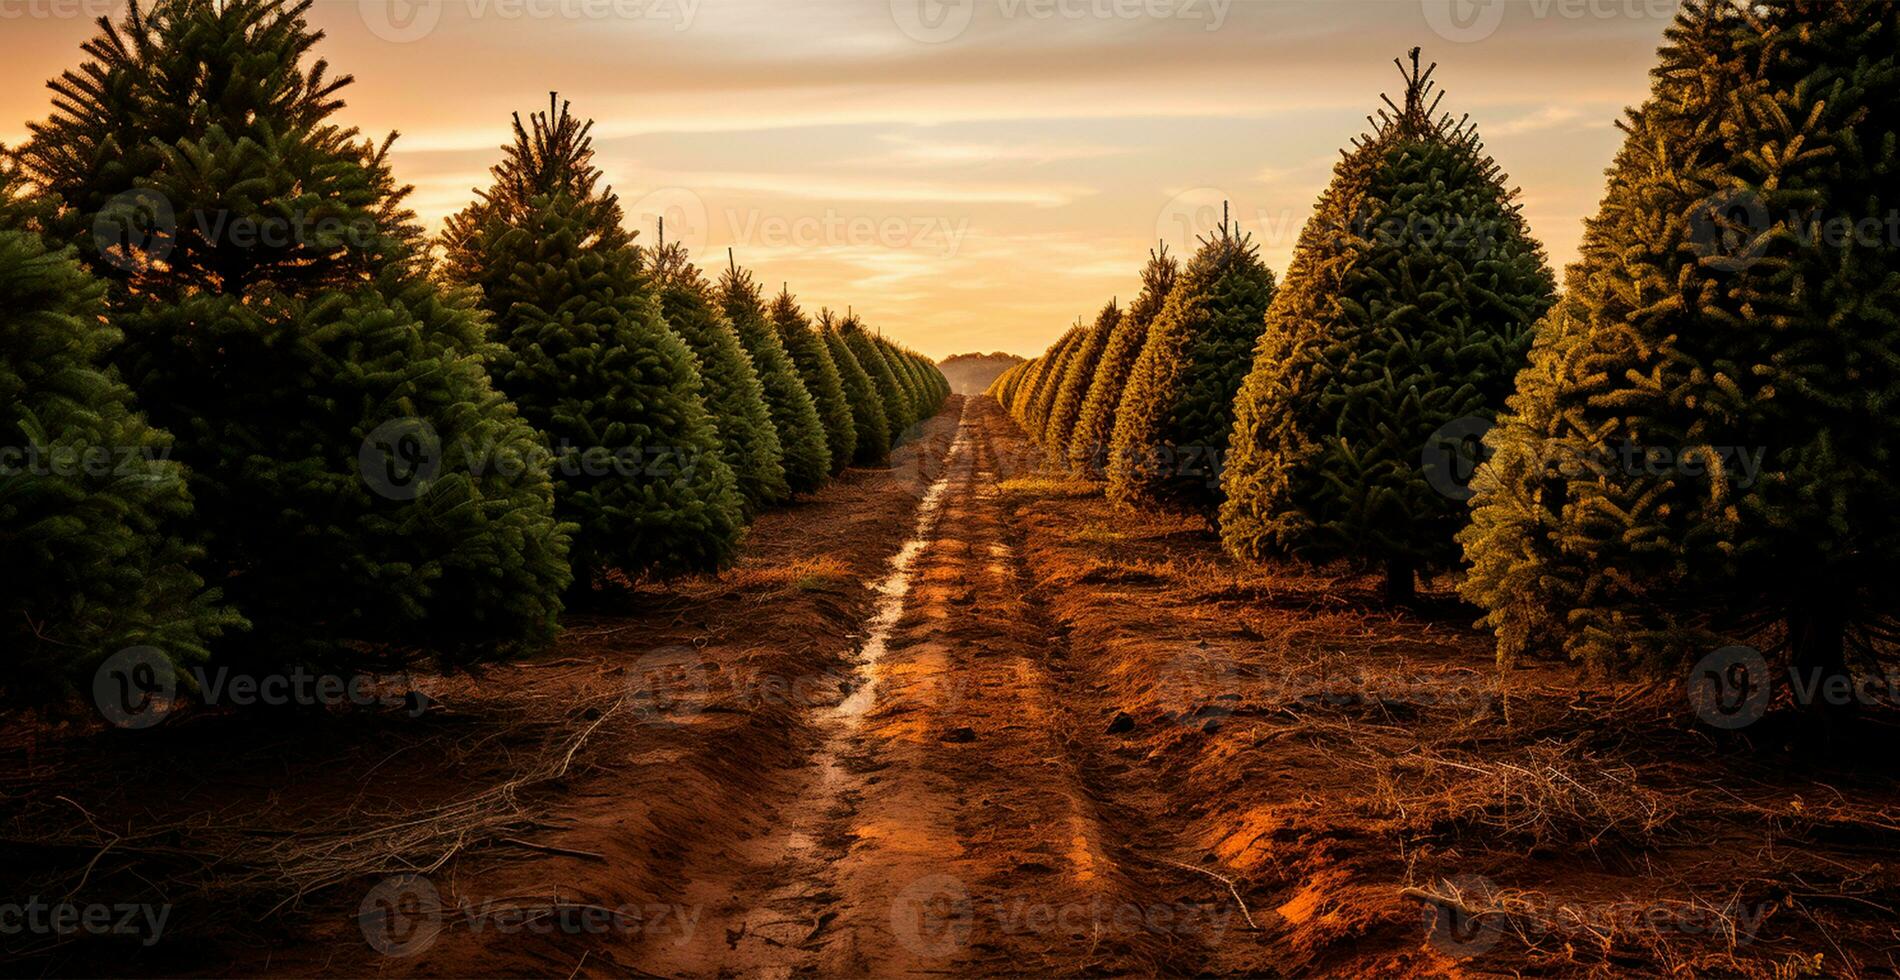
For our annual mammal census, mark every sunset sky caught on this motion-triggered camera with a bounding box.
[0,0,1678,359]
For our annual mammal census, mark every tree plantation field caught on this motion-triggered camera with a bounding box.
[4,1,1900,978]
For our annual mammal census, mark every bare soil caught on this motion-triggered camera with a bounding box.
[3,395,1898,977]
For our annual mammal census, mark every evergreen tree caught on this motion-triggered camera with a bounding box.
[439,95,744,587]
[1044,299,1119,461]
[1023,326,1084,434]
[840,314,914,442]
[823,311,890,464]
[771,288,856,475]
[1070,246,1178,477]
[649,241,787,515]
[720,256,831,495]
[1108,212,1276,520]
[1,163,237,703]
[1221,51,1556,602]
[19,0,571,671]
[1460,1,1900,689]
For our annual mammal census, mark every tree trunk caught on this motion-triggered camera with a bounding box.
[1384,559,1416,605]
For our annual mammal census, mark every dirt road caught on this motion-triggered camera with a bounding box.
[10,395,1895,977]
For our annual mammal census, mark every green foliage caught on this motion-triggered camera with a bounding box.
[771,289,856,475]
[1221,51,1555,601]
[650,242,787,515]
[439,95,744,587]
[18,0,571,672]
[720,259,831,495]
[1043,299,1119,462]
[1459,1,1900,676]
[1022,326,1084,433]
[0,169,236,702]
[840,314,914,442]
[823,312,890,464]
[1108,217,1276,520]
[1070,246,1178,475]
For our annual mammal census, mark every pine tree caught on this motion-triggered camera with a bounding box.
[1460,1,1900,689]
[1108,212,1276,520]
[1023,326,1084,434]
[1,164,237,703]
[720,256,831,496]
[1043,299,1119,462]
[1070,246,1178,477]
[1221,51,1556,602]
[841,314,914,442]
[19,0,571,672]
[823,311,890,464]
[771,288,856,475]
[649,241,787,515]
[438,95,744,587]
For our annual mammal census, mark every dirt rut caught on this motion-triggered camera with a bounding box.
[628,396,1246,976]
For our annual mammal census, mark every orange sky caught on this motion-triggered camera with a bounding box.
[1,0,1677,359]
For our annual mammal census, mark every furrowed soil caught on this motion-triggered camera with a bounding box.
[4,394,1899,977]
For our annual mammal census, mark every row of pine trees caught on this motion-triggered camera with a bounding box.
[0,0,947,706]
[996,1,1898,690]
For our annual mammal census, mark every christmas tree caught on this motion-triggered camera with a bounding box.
[1043,299,1119,461]
[840,314,914,443]
[19,0,571,672]
[1221,51,1555,602]
[1108,211,1276,520]
[649,240,788,515]
[1023,324,1085,435]
[1070,246,1178,476]
[1,163,237,703]
[439,95,744,587]
[771,288,857,475]
[1461,1,1900,688]
[720,257,831,496]
[823,311,891,464]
